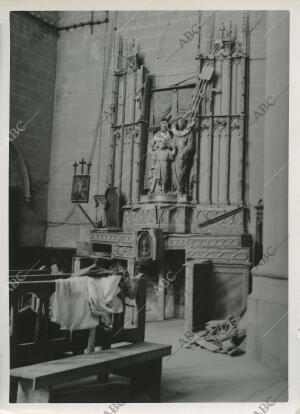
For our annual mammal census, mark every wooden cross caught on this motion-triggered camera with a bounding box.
[79,158,86,174]
[73,162,78,174]
[87,161,92,174]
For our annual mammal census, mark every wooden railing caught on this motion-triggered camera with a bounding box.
[9,272,146,368]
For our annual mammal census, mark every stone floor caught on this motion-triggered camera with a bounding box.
[53,318,288,403]
[146,318,288,402]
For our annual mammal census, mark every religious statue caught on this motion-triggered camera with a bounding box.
[148,119,175,194]
[171,117,195,196]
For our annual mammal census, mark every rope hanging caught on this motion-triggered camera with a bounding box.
[183,64,214,125]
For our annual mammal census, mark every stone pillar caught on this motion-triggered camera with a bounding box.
[246,11,289,375]
[184,261,194,333]
[127,259,135,278]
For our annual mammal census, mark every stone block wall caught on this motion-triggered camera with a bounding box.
[9,11,58,251]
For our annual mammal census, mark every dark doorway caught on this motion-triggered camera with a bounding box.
[192,262,212,331]
[164,250,185,320]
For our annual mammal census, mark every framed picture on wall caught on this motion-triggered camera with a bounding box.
[71,174,90,203]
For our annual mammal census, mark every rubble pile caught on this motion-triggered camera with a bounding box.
[183,314,247,356]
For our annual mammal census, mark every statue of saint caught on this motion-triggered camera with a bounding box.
[148,119,175,194]
[171,117,195,196]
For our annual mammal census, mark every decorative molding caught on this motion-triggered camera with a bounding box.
[213,117,228,136]
[90,231,134,245]
[164,234,250,250]
[122,204,193,233]
[187,247,250,264]
[164,236,187,249]
[122,204,246,234]
[122,205,157,229]
[90,229,251,265]
[112,244,135,259]
[188,236,241,248]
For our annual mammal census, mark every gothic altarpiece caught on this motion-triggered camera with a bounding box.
[76,15,252,330]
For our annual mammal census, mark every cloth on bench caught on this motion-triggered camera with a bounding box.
[51,275,123,331]
[51,276,98,330]
[88,274,123,316]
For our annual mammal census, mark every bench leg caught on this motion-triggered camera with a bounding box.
[97,341,111,383]
[130,358,162,402]
[147,358,162,402]
[9,377,18,403]
[17,379,50,403]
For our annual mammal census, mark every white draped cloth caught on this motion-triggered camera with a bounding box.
[50,275,123,331]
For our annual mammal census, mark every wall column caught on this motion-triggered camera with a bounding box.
[157,261,165,320]
[127,259,135,278]
[246,11,289,375]
[184,261,194,333]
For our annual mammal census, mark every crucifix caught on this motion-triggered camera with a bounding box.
[87,161,92,174]
[73,161,78,175]
[79,158,86,174]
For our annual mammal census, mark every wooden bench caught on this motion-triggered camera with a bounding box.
[9,267,172,402]
[10,273,146,368]
[10,342,171,403]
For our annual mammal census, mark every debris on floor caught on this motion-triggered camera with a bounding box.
[182,313,247,356]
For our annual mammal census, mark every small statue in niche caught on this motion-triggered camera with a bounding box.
[148,119,175,194]
[171,117,195,196]
[139,232,151,259]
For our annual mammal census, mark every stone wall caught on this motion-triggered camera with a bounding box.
[246,10,289,375]
[9,11,58,250]
[247,11,267,235]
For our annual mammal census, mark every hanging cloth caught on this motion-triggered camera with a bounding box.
[87,274,123,316]
[51,277,99,331]
[50,275,124,331]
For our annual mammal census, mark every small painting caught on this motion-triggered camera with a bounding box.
[71,175,90,203]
